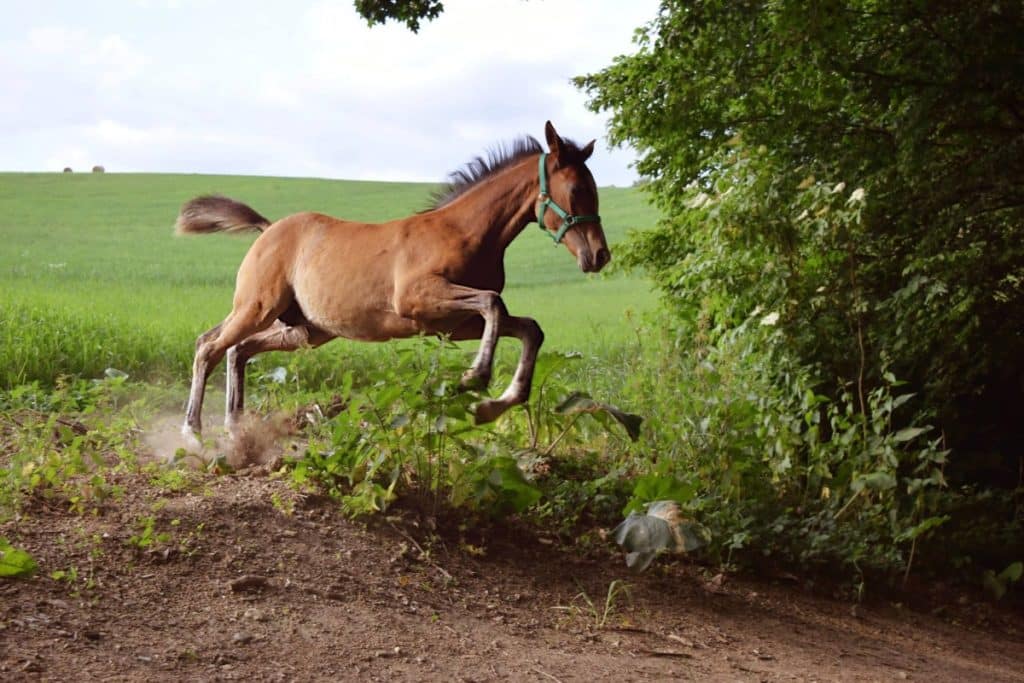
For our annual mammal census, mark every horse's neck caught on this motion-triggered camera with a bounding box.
[443,157,539,253]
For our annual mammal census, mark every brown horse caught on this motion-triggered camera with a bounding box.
[176,121,609,442]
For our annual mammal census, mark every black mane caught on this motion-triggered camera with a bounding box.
[429,134,587,210]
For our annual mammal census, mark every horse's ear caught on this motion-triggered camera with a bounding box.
[580,139,596,162]
[544,121,563,157]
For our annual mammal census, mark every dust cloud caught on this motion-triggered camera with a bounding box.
[142,410,302,470]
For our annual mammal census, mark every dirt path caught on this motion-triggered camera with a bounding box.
[2,471,1022,682]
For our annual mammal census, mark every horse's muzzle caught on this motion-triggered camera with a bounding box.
[579,246,611,273]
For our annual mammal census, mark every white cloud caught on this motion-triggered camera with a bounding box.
[87,34,149,86]
[27,26,86,53]
[1,0,658,184]
[22,26,148,87]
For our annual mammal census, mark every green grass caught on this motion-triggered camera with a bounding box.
[0,172,660,388]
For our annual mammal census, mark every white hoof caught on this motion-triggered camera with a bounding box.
[224,414,244,441]
[181,425,203,451]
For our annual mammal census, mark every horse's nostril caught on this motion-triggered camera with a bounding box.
[596,248,611,269]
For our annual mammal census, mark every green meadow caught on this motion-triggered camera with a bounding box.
[0,172,660,389]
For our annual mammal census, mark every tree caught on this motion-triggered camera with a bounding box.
[577,1,1024,479]
[353,0,444,32]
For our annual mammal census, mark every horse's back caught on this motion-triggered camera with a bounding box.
[262,210,365,236]
[242,211,418,340]
[248,212,383,267]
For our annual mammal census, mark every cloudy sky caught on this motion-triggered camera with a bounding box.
[1,0,659,186]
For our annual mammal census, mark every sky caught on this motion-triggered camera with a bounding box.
[1,0,659,186]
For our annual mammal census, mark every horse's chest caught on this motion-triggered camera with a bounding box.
[446,259,506,293]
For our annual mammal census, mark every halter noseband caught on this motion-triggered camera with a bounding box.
[536,153,601,244]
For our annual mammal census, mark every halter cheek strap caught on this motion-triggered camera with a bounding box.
[536,153,601,244]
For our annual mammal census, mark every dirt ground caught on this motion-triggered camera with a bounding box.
[2,467,1023,682]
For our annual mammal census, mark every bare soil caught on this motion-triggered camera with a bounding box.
[2,468,1022,682]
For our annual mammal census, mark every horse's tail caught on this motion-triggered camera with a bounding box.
[175,195,272,235]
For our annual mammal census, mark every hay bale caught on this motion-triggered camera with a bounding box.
[91,165,105,173]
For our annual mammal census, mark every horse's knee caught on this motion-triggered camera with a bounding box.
[482,291,508,319]
[522,318,544,347]
[395,284,505,322]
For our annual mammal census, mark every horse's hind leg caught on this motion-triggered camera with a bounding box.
[225,322,334,431]
[182,323,223,444]
[182,304,281,442]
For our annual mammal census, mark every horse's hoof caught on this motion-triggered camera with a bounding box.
[474,399,507,424]
[181,425,203,451]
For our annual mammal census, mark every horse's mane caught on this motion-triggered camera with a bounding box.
[429,134,587,210]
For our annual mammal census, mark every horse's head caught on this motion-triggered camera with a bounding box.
[537,121,610,273]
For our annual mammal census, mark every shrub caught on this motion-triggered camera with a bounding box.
[578,0,1024,584]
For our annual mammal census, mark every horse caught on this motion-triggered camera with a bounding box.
[176,121,610,443]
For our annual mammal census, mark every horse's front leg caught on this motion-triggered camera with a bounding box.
[474,315,544,423]
[453,291,504,392]
[394,277,517,421]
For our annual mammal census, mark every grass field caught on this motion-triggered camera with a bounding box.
[0,172,660,389]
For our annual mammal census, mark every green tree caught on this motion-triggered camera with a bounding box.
[353,0,444,32]
[578,1,1024,479]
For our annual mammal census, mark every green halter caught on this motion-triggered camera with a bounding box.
[536,153,601,244]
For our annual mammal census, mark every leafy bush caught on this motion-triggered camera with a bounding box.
[289,340,537,518]
[610,309,953,580]
[0,376,139,518]
[577,0,1024,583]
[285,339,645,528]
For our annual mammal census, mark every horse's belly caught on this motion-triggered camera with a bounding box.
[325,312,422,342]
[299,299,419,342]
